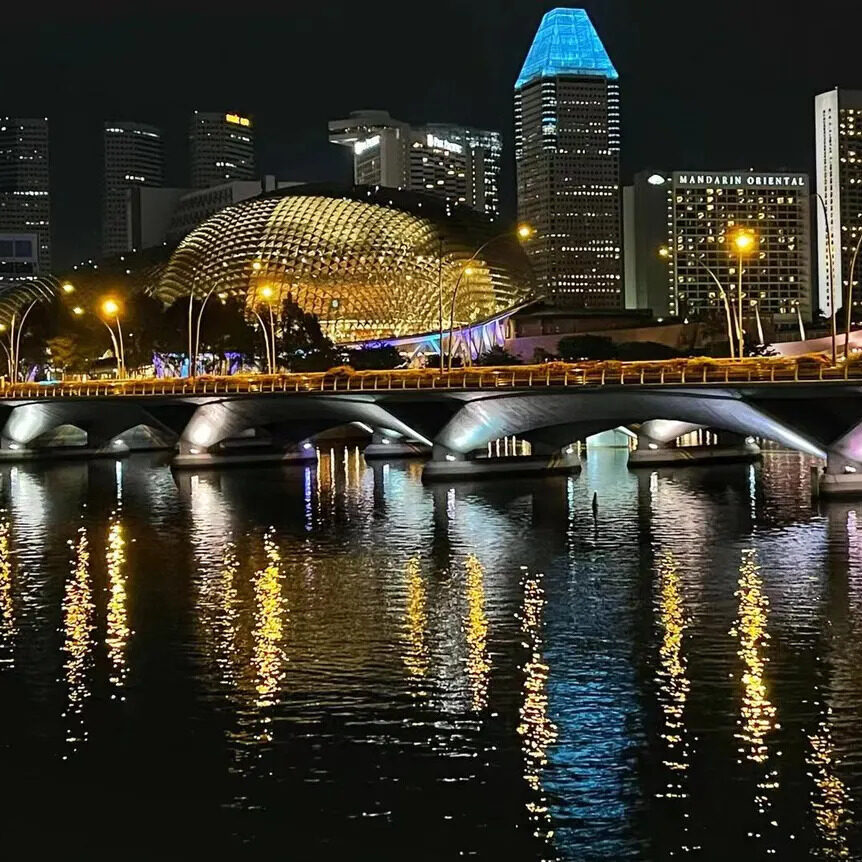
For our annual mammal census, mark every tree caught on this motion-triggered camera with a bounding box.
[475,346,523,366]
[273,298,337,371]
[615,341,681,361]
[557,334,617,361]
[344,345,403,370]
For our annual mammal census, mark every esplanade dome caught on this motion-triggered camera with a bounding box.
[155,185,535,343]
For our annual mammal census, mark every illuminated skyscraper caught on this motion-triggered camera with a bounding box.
[0,117,51,277]
[815,88,862,315]
[515,8,621,307]
[328,111,502,218]
[189,111,256,189]
[102,121,164,257]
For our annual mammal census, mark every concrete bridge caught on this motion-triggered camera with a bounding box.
[1,360,862,494]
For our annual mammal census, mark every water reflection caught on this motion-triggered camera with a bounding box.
[402,556,429,691]
[61,527,94,754]
[2,452,862,858]
[518,567,557,843]
[807,711,851,859]
[654,550,697,850]
[730,548,780,849]
[0,516,15,666]
[105,513,129,693]
[251,528,286,721]
[464,554,490,712]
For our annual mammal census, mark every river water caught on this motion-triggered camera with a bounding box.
[0,449,859,859]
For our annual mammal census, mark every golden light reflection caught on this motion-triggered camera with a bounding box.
[0,517,15,664]
[464,554,490,712]
[807,713,851,858]
[402,556,429,691]
[62,527,94,753]
[517,568,557,842]
[105,514,129,692]
[215,541,241,689]
[655,552,691,793]
[729,549,780,845]
[730,549,776,763]
[252,529,286,720]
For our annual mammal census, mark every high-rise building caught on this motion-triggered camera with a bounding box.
[0,117,51,278]
[626,170,811,322]
[102,121,164,257]
[328,111,502,218]
[515,8,622,308]
[189,111,256,189]
[815,88,862,316]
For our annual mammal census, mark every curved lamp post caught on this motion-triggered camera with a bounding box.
[814,192,838,365]
[730,229,756,357]
[0,276,75,384]
[844,229,862,358]
[445,224,533,370]
[100,298,125,378]
[659,247,737,359]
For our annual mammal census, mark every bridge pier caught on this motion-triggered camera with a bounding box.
[628,427,761,468]
[817,454,862,498]
[422,443,580,483]
[172,435,318,470]
[363,430,431,460]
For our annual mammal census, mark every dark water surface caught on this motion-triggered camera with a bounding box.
[0,449,860,859]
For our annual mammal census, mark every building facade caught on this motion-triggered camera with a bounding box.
[0,117,51,277]
[515,8,622,308]
[102,121,164,257]
[629,171,811,322]
[328,111,502,218]
[189,111,256,189]
[815,88,862,316]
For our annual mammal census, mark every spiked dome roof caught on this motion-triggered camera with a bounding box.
[515,8,618,90]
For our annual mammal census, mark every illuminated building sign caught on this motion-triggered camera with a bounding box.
[675,173,806,188]
[426,134,463,155]
[225,113,251,128]
[354,135,380,155]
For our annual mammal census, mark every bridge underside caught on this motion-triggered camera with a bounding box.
[2,385,861,487]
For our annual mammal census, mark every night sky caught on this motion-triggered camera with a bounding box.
[3,0,860,268]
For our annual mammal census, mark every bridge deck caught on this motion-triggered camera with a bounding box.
[0,357,856,399]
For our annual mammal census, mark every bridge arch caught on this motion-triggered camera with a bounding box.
[432,390,826,458]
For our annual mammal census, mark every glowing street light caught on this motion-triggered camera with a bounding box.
[72,306,84,316]
[445,223,535,370]
[660,245,737,359]
[61,282,75,294]
[729,229,756,356]
[100,298,126,378]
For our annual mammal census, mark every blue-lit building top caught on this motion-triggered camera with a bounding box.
[515,8,618,90]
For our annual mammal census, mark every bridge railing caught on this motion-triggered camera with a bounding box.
[0,356,854,398]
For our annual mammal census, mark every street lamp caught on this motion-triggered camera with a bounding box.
[100,298,125,378]
[659,246,737,359]
[730,229,756,357]
[445,223,534,370]
[750,299,765,345]
[250,284,279,374]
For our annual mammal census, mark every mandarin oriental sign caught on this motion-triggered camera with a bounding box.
[675,173,807,188]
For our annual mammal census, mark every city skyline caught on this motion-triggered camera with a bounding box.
[3,0,862,267]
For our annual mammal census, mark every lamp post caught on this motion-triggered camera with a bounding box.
[814,192,838,365]
[750,299,765,346]
[730,229,756,357]
[100,299,125,378]
[660,246,737,359]
[0,277,75,384]
[844,229,862,358]
[258,285,279,373]
[794,299,806,341]
[445,224,533,370]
